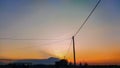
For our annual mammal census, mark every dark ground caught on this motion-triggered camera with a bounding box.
[0,65,120,68]
[0,59,120,68]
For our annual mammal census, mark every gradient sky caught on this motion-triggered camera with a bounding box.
[0,0,120,65]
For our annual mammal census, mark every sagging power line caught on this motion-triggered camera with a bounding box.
[72,0,101,68]
[0,37,71,41]
[64,39,72,59]
[74,0,101,37]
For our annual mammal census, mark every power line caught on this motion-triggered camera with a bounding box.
[3,38,71,51]
[70,0,101,67]
[64,39,72,59]
[0,39,70,58]
[74,0,101,37]
[0,37,70,41]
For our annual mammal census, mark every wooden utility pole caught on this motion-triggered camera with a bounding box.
[72,36,76,68]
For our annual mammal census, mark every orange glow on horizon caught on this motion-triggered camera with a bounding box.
[1,43,120,65]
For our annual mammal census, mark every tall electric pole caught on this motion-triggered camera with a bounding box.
[72,36,76,68]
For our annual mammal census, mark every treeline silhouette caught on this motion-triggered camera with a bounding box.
[0,59,120,68]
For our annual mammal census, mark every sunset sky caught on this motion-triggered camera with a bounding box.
[0,0,120,65]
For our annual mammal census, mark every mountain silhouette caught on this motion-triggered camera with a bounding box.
[10,57,60,65]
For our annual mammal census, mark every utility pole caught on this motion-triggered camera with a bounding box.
[72,36,76,68]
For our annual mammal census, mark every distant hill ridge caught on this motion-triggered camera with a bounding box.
[8,57,60,65]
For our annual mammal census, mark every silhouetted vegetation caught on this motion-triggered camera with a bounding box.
[0,59,120,68]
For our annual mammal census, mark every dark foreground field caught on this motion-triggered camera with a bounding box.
[0,65,120,68]
[0,59,119,68]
